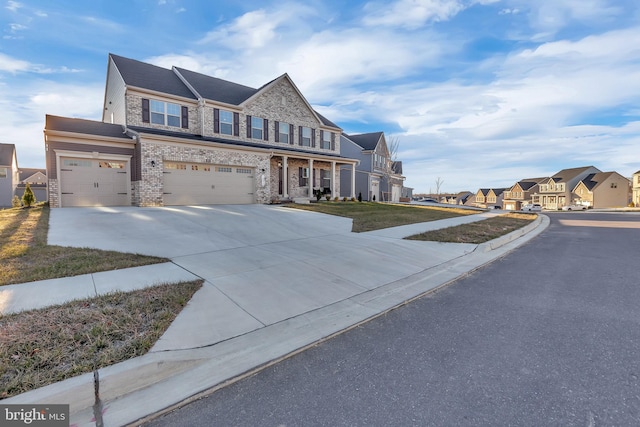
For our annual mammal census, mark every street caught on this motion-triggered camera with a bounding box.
[147,212,640,426]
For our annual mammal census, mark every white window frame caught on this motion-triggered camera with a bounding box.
[150,100,181,127]
[301,127,312,147]
[321,131,331,149]
[278,122,289,144]
[251,116,264,140]
[219,110,233,135]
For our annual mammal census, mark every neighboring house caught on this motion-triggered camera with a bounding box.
[633,170,640,207]
[339,132,406,202]
[16,168,47,203]
[445,191,472,205]
[502,178,546,210]
[45,53,359,207]
[0,143,19,207]
[532,166,601,210]
[571,172,630,208]
[486,188,507,209]
[475,188,490,208]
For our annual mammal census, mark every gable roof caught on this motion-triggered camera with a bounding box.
[551,166,599,183]
[578,172,618,191]
[489,188,507,196]
[18,168,46,183]
[46,115,132,139]
[109,54,196,100]
[392,161,403,174]
[174,67,258,105]
[0,143,16,167]
[477,188,490,196]
[345,132,384,150]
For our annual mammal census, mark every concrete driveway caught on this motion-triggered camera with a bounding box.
[48,205,477,348]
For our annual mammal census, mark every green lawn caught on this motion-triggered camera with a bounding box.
[287,202,478,232]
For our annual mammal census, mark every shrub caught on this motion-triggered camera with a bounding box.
[358,192,362,202]
[22,183,36,207]
[334,197,339,202]
[325,195,331,201]
[351,197,356,202]
[373,195,376,201]
[343,197,348,202]
[11,195,21,208]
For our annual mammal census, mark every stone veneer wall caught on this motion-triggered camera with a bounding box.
[126,94,200,134]
[136,140,270,206]
[48,179,59,208]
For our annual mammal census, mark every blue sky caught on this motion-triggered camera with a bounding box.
[1,0,639,193]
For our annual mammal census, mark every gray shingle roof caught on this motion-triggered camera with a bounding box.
[551,166,599,182]
[0,143,16,166]
[174,67,258,105]
[46,115,131,139]
[110,54,196,100]
[345,132,383,150]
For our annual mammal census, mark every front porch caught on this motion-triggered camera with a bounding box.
[269,155,356,203]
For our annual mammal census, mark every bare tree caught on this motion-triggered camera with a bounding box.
[383,136,400,202]
[435,177,444,201]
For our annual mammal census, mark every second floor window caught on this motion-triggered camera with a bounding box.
[277,122,289,144]
[301,127,312,147]
[151,100,181,127]
[321,131,332,149]
[247,115,268,140]
[220,110,233,135]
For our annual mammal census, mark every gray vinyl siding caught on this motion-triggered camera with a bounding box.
[340,169,370,200]
[103,58,127,125]
[0,168,13,207]
[46,141,134,179]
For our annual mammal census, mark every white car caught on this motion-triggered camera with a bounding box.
[521,204,542,212]
[562,204,587,211]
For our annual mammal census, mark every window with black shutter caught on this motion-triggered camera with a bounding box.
[142,98,150,123]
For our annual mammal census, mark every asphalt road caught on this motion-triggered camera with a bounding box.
[147,212,640,427]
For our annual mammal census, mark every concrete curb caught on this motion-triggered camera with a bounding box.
[476,214,548,252]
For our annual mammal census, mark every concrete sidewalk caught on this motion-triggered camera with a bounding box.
[2,206,549,426]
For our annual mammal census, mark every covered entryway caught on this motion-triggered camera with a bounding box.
[59,158,129,207]
[163,162,255,205]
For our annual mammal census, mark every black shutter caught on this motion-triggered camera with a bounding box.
[263,118,269,141]
[233,112,239,136]
[298,126,303,146]
[213,108,220,133]
[142,98,150,123]
[181,106,188,128]
[289,124,294,145]
[299,167,304,186]
[311,129,316,148]
[331,132,335,151]
[275,121,280,142]
[247,115,252,138]
[320,130,324,148]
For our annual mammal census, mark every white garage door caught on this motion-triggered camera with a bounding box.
[60,158,129,207]
[163,162,255,205]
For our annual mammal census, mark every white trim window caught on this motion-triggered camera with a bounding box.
[251,116,264,140]
[150,100,181,127]
[301,127,312,147]
[220,110,233,135]
[278,122,289,144]
[321,131,331,149]
[0,167,7,178]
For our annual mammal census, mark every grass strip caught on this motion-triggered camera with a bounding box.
[287,202,478,232]
[0,280,203,399]
[406,213,537,243]
[0,205,168,286]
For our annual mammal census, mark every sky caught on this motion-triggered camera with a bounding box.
[1,0,639,194]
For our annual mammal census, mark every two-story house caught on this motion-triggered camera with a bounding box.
[0,143,19,207]
[633,170,640,207]
[339,132,405,202]
[532,166,601,210]
[571,172,630,208]
[44,54,358,207]
[502,178,546,210]
[475,188,490,208]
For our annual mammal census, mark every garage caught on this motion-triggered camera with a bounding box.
[163,162,255,205]
[59,158,129,207]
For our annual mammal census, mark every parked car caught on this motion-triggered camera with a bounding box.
[561,204,587,211]
[521,204,542,212]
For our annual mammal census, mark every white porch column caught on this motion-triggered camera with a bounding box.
[331,161,336,197]
[282,156,289,198]
[351,164,356,198]
[308,158,314,198]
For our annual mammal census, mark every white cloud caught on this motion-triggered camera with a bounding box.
[362,0,466,28]
[5,1,21,12]
[0,52,31,72]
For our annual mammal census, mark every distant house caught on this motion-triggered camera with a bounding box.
[0,143,19,207]
[475,188,490,208]
[571,172,630,208]
[17,168,47,204]
[486,188,507,209]
[633,170,640,207]
[339,132,406,202]
[502,178,546,210]
[532,166,601,210]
